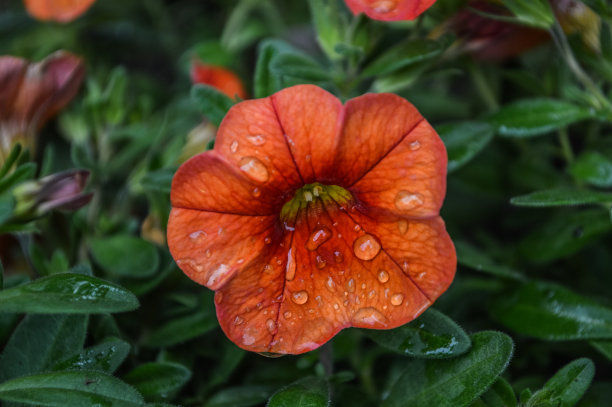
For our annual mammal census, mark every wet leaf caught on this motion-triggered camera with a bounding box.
[0,273,139,313]
[438,121,495,173]
[0,370,145,407]
[492,281,612,340]
[124,362,191,402]
[52,337,131,373]
[267,376,330,407]
[510,188,612,207]
[382,331,513,407]
[90,235,159,278]
[366,308,471,358]
[528,358,595,407]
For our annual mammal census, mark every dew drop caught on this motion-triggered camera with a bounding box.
[315,255,326,269]
[353,234,381,261]
[333,250,344,263]
[238,156,269,183]
[368,290,376,299]
[371,0,396,13]
[326,276,335,292]
[334,303,339,310]
[353,225,361,232]
[394,190,424,211]
[284,311,292,319]
[397,219,409,235]
[205,249,212,258]
[246,134,266,146]
[401,260,410,273]
[305,154,312,162]
[347,278,355,293]
[266,319,276,334]
[409,140,421,151]
[285,248,296,281]
[306,225,332,251]
[206,264,230,286]
[189,230,207,244]
[242,333,255,346]
[391,293,404,306]
[343,300,349,306]
[417,271,427,280]
[291,290,309,305]
[315,295,323,307]
[361,283,367,290]
[234,316,244,325]
[230,140,238,153]
[252,187,261,197]
[352,307,389,327]
[264,236,272,244]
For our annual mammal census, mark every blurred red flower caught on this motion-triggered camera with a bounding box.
[191,60,247,100]
[345,0,437,21]
[167,85,456,354]
[0,51,84,163]
[23,0,96,23]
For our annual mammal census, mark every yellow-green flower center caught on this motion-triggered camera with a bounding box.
[280,183,353,223]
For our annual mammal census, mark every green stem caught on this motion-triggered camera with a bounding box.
[557,127,574,164]
[467,60,499,112]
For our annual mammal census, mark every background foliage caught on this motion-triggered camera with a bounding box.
[1,0,612,405]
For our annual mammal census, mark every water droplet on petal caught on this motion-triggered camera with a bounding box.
[378,270,389,283]
[306,225,332,251]
[284,311,292,319]
[230,140,238,153]
[205,249,212,258]
[264,236,272,244]
[353,225,361,232]
[368,290,376,299]
[347,278,355,292]
[285,248,296,281]
[189,230,207,243]
[246,134,266,146]
[206,264,230,286]
[326,276,335,292]
[361,283,366,290]
[238,156,269,183]
[333,250,344,263]
[371,0,396,13]
[391,293,404,306]
[395,191,424,211]
[234,316,244,325]
[252,187,261,197]
[397,219,409,235]
[409,140,421,150]
[333,303,339,310]
[315,295,323,307]
[352,307,389,327]
[401,260,410,273]
[315,255,326,269]
[291,290,309,305]
[242,333,255,345]
[417,271,427,280]
[353,234,381,261]
[266,319,276,334]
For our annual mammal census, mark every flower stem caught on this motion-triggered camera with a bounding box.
[557,127,574,164]
[467,60,499,112]
[319,342,334,377]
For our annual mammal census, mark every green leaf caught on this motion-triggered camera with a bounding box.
[476,377,517,407]
[528,358,595,407]
[0,370,145,407]
[190,84,236,127]
[139,168,175,194]
[0,143,22,179]
[0,273,139,313]
[362,39,443,78]
[267,376,330,407]
[501,0,555,29]
[52,337,131,374]
[366,308,471,358]
[90,235,159,278]
[254,39,296,98]
[205,385,274,407]
[569,152,612,188]
[0,162,36,195]
[382,331,514,407]
[589,340,612,362]
[492,281,612,340]
[0,314,87,382]
[438,121,495,173]
[510,188,612,207]
[269,53,329,82]
[455,240,524,280]
[308,0,345,62]
[0,193,14,226]
[124,362,191,402]
[519,209,612,263]
[488,99,593,138]
[145,310,217,347]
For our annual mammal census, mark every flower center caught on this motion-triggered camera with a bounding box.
[280,183,353,223]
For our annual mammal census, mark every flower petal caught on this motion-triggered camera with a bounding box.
[191,61,247,100]
[270,85,344,184]
[345,0,437,21]
[214,97,303,194]
[171,151,284,215]
[24,0,96,23]
[336,93,447,217]
[167,208,278,290]
[0,57,27,121]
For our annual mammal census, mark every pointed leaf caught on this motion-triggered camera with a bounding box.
[529,358,595,407]
[510,188,612,207]
[366,308,471,358]
[0,273,139,313]
[363,39,443,77]
[455,240,524,280]
[569,152,612,188]
[191,84,235,127]
[438,122,495,173]
[53,337,131,373]
[267,376,330,407]
[0,370,145,407]
[476,377,517,407]
[492,281,612,340]
[124,362,191,402]
[382,331,514,407]
[90,235,159,278]
[589,340,612,362]
[145,310,217,347]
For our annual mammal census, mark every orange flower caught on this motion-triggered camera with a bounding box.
[190,60,247,100]
[167,85,456,354]
[345,0,437,21]
[24,0,96,23]
[0,51,84,163]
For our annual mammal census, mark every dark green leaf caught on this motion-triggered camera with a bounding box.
[477,377,517,407]
[455,240,524,280]
[492,281,612,340]
[0,314,87,382]
[90,235,159,278]
[140,168,175,194]
[308,0,345,61]
[0,162,36,195]
[363,39,443,77]
[191,84,235,127]
[145,310,217,347]
[206,344,246,390]
[267,376,329,407]
[569,152,612,188]
[529,358,595,407]
[0,144,22,179]
[488,99,593,138]
[589,340,612,362]
[254,39,295,98]
[438,121,495,173]
[0,273,139,313]
[124,362,191,401]
[382,331,514,407]
[0,370,145,407]
[366,308,471,358]
[0,193,14,226]
[510,188,612,207]
[269,53,329,82]
[52,337,131,374]
[501,0,555,29]
[205,385,274,407]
